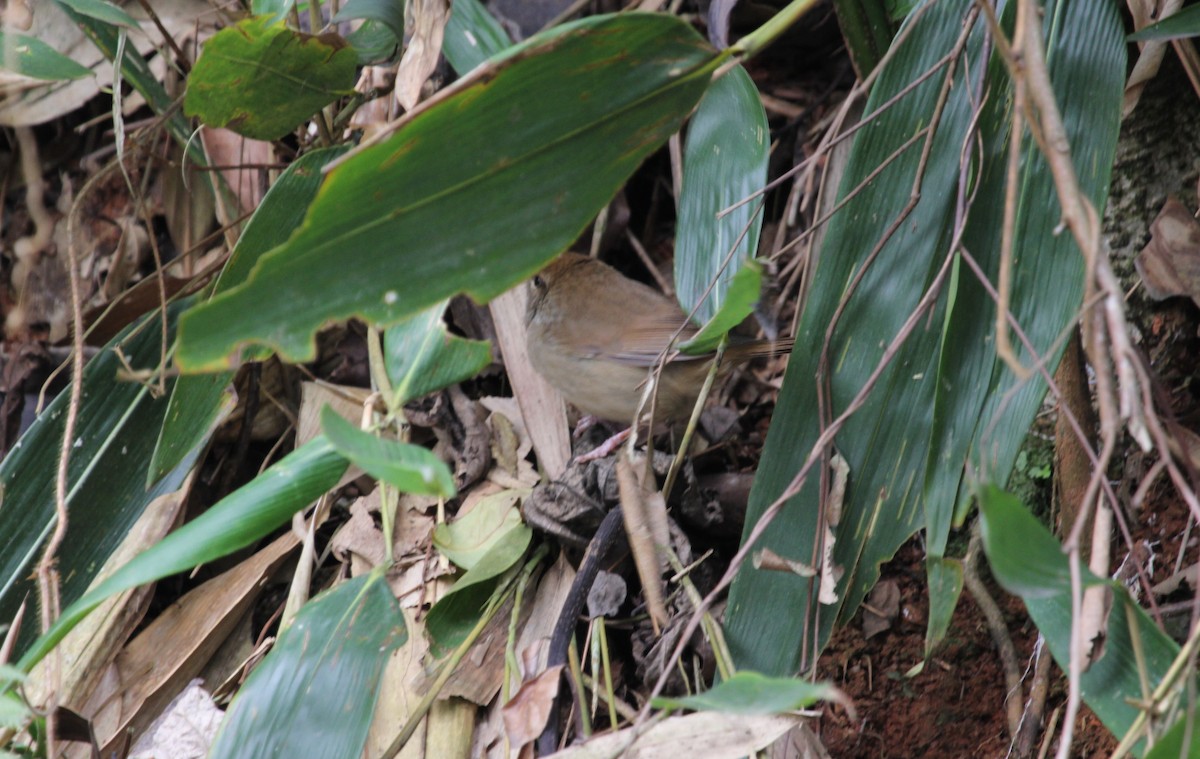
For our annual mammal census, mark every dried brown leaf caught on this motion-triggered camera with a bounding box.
[1135,197,1200,305]
[92,531,297,756]
[395,0,451,111]
[502,665,564,749]
[861,579,900,639]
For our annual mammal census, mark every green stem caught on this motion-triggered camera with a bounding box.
[729,0,825,59]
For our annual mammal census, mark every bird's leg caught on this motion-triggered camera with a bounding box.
[575,427,632,463]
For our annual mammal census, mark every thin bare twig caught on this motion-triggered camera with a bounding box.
[35,133,93,757]
[965,526,1024,740]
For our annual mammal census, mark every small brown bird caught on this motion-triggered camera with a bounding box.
[525,252,792,427]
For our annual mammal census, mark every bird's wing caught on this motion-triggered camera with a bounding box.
[598,314,705,367]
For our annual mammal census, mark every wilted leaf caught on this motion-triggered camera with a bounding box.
[1134,197,1200,305]
[502,665,564,747]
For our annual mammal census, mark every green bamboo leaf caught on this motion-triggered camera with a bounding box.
[175,14,718,371]
[978,486,1178,740]
[0,303,199,660]
[1128,5,1200,42]
[184,16,357,141]
[977,486,1101,594]
[209,569,405,759]
[151,147,351,484]
[926,0,1123,574]
[652,672,839,714]
[725,0,1125,675]
[0,32,92,80]
[320,406,456,497]
[675,64,768,333]
[441,0,511,73]
[832,0,894,73]
[16,436,347,673]
[384,302,493,404]
[57,0,138,28]
[679,260,764,354]
[727,0,987,675]
[923,557,962,657]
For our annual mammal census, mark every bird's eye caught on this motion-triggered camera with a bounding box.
[533,275,546,290]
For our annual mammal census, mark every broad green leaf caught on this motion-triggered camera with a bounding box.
[927,0,1122,564]
[679,260,764,354]
[1128,5,1200,42]
[16,436,347,673]
[333,0,405,38]
[384,302,493,404]
[652,671,839,714]
[424,580,496,653]
[923,557,962,657]
[1144,715,1200,759]
[727,0,989,675]
[725,0,1125,675]
[0,32,92,80]
[320,406,456,497]
[832,0,893,74]
[432,489,527,569]
[210,569,405,759]
[884,0,921,21]
[0,303,199,660]
[426,520,532,649]
[334,0,405,64]
[346,19,400,64]
[675,64,768,333]
[151,147,351,484]
[979,487,1179,743]
[442,0,511,73]
[184,16,357,141]
[977,486,1101,595]
[57,0,138,27]
[175,14,718,371]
